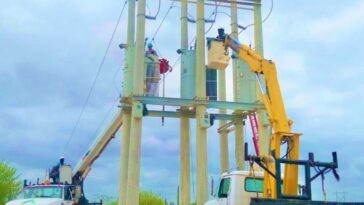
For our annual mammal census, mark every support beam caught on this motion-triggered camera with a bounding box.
[146,110,244,121]
[119,0,135,204]
[195,1,208,204]
[126,0,145,204]
[131,96,264,111]
[254,0,270,156]
[180,1,191,205]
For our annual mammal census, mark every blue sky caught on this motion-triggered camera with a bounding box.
[1,0,364,203]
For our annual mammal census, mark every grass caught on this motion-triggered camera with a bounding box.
[106,191,165,205]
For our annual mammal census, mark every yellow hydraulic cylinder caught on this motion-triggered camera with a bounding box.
[126,0,145,204]
[195,1,208,205]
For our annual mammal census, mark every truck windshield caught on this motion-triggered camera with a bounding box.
[218,178,230,198]
[18,186,63,199]
[245,177,263,193]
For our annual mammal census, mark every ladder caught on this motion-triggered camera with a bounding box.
[249,112,260,156]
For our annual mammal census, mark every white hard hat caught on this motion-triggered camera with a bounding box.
[60,156,65,159]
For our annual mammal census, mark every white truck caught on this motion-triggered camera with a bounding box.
[6,184,79,205]
[206,170,263,205]
[6,113,124,205]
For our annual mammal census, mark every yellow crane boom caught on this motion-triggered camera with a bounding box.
[224,35,300,198]
[72,111,123,180]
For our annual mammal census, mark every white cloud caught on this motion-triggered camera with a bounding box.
[307,1,364,43]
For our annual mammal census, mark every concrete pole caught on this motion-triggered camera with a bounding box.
[254,0,270,156]
[231,0,245,170]
[231,0,238,101]
[180,115,190,205]
[126,0,145,204]
[179,1,191,205]
[234,121,244,169]
[119,113,131,205]
[217,0,231,173]
[119,1,135,205]
[195,1,208,204]
[218,69,229,173]
[254,0,264,55]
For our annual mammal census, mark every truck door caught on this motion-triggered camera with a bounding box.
[216,177,230,205]
[64,186,75,205]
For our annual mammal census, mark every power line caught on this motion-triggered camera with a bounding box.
[151,0,176,41]
[239,0,273,34]
[62,0,128,155]
[146,0,161,20]
[205,0,219,35]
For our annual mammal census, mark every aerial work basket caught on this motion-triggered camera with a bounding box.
[207,37,230,70]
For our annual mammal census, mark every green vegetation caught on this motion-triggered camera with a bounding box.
[139,192,164,205]
[106,200,117,205]
[106,191,165,205]
[0,162,22,204]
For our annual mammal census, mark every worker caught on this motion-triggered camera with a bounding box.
[145,42,160,96]
[50,156,65,183]
[59,156,65,166]
[145,42,157,56]
[216,28,226,40]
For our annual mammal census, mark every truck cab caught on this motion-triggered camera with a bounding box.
[205,170,264,205]
[6,184,77,205]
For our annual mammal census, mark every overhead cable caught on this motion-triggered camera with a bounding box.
[151,0,176,41]
[61,0,128,156]
[239,0,273,34]
[205,0,219,35]
[146,0,161,20]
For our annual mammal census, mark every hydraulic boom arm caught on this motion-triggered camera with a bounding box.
[224,35,300,198]
[72,111,123,182]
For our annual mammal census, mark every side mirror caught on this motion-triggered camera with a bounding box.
[210,176,214,196]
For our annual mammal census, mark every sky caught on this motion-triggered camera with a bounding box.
[1,0,364,203]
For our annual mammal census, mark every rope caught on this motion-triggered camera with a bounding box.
[61,0,127,156]
[321,174,327,202]
[249,160,259,199]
